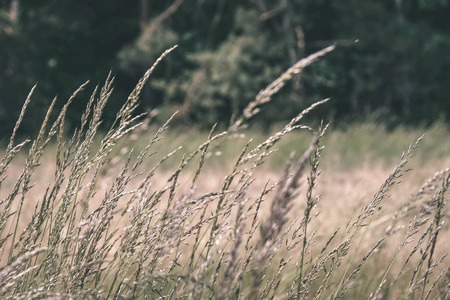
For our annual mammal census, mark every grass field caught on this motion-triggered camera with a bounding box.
[0,46,448,299]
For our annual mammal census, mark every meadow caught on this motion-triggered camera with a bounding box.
[0,46,448,299]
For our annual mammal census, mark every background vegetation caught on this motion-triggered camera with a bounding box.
[1,0,450,137]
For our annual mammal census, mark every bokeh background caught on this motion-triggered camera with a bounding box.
[1,0,449,136]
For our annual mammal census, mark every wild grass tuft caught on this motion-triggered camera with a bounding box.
[0,46,448,299]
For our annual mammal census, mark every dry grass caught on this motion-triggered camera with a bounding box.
[0,45,448,299]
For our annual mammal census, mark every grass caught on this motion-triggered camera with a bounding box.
[0,45,449,299]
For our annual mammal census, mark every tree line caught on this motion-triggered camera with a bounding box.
[1,0,449,136]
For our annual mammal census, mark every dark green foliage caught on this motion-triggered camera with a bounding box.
[1,0,450,136]
[0,0,140,137]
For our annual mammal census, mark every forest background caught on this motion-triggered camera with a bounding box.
[0,0,450,136]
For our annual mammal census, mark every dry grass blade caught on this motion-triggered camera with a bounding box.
[332,134,426,300]
[230,45,335,132]
[0,248,47,287]
[6,84,36,152]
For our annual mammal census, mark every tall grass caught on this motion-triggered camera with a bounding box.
[0,45,448,299]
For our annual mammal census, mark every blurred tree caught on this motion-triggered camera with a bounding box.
[0,0,34,135]
[0,0,140,137]
[1,0,450,137]
[322,0,450,126]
